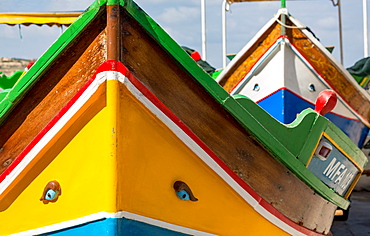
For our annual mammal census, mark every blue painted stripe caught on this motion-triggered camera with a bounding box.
[257,89,369,148]
[37,218,191,236]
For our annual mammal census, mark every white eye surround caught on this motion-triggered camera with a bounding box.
[315,141,333,161]
[308,83,316,92]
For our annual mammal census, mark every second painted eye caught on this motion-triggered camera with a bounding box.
[40,180,61,204]
[45,189,58,201]
[173,181,198,201]
[253,84,260,91]
[308,84,316,92]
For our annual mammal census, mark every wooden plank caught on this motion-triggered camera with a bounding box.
[0,24,107,174]
[107,5,122,61]
[219,22,281,92]
[291,26,370,123]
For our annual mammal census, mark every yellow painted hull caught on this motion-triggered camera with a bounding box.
[0,64,307,235]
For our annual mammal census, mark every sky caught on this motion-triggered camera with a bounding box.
[0,0,368,69]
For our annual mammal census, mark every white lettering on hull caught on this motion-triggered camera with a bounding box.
[322,157,354,191]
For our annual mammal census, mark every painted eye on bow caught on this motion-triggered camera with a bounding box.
[173,181,198,202]
[40,180,61,204]
[176,190,191,201]
[45,189,59,201]
[308,83,316,92]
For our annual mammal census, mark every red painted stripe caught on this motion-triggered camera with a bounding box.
[1,60,325,236]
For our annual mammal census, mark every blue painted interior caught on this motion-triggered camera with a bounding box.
[37,217,191,236]
[257,89,369,148]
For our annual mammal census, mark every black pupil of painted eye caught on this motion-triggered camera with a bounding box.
[47,193,52,198]
[182,194,186,198]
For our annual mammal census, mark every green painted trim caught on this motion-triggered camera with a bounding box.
[211,70,223,79]
[325,122,368,168]
[0,71,24,89]
[223,96,350,208]
[106,0,125,5]
[0,89,11,104]
[281,0,286,8]
[296,110,329,165]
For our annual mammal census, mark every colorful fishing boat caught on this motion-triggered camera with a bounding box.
[0,0,367,235]
[216,2,370,150]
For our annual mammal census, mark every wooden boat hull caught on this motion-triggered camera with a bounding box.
[217,10,370,149]
[0,2,367,235]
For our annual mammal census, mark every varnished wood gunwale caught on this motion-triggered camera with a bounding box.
[107,5,122,61]
[119,9,335,234]
[0,10,108,174]
[218,22,281,92]
[290,25,370,123]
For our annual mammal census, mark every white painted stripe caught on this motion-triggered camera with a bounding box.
[9,211,217,236]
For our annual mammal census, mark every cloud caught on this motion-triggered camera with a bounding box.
[162,26,198,46]
[256,1,281,11]
[42,0,91,11]
[0,0,91,12]
[137,0,198,5]
[157,6,199,24]
[0,24,61,59]
[0,25,19,39]
[317,16,338,29]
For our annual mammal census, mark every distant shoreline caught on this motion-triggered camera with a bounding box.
[0,57,37,76]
